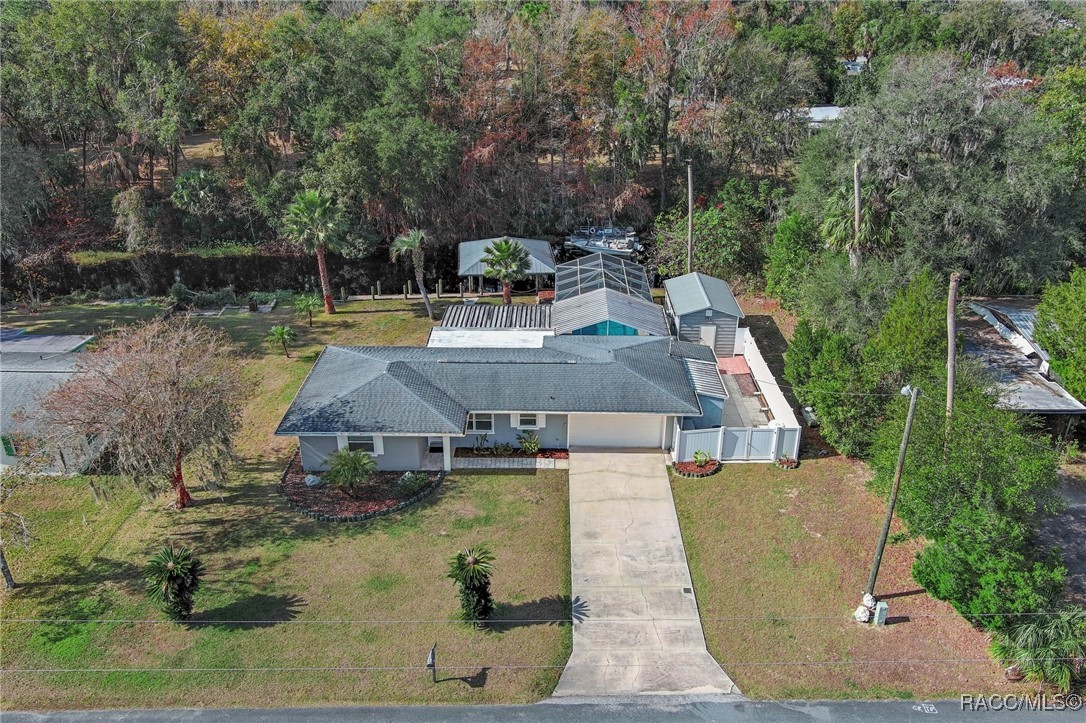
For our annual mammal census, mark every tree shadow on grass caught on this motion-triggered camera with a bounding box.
[437,667,490,688]
[488,594,588,634]
[10,553,144,610]
[186,593,306,630]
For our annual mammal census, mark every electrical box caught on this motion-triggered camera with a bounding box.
[873,601,889,626]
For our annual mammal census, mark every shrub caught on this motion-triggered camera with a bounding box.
[112,186,183,252]
[492,442,515,457]
[397,471,431,496]
[804,333,881,458]
[448,545,495,625]
[324,449,377,495]
[765,212,820,308]
[692,449,711,467]
[145,546,204,621]
[989,607,1086,693]
[515,430,541,455]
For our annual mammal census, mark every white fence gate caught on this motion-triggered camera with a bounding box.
[673,422,801,463]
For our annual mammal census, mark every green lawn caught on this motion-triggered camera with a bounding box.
[671,459,1029,700]
[1,299,572,709]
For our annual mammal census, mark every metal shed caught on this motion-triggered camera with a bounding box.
[458,238,556,277]
[554,253,652,302]
[663,272,744,358]
[552,288,669,336]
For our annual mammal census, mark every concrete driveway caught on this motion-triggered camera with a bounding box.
[553,449,740,698]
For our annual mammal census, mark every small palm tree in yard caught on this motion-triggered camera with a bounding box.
[282,189,344,314]
[448,544,495,625]
[324,449,377,495]
[267,324,297,357]
[146,546,204,621]
[390,228,435,320]
[990,607,1086,693]
[481,237,529,304]
[293,294,321,327]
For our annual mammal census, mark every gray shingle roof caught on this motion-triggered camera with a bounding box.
[664,272,744,318]
[551,288,669,336]
[441,303,552,329]
[458,238,556,276]
[554,253,653,302]
[1,353,83,433]
[276,337,705,435]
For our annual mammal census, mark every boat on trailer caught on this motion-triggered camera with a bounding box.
[564,224,641,259]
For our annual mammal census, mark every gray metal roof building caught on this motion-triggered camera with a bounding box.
[458,237,556,277]
[276,337,708,436]
[1,353,83,433]
[0,331,94,354]
[554,253,652,302]
[440,303,552,329]
[663,272,744,318]
[551,288,669,336]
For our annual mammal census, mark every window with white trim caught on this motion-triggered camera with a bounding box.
[515,413,545,429]
[345,435,383,455]
[466,413,494,433]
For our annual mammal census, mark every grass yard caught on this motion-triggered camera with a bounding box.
[1,298,572,709]
[671,454,1033,700]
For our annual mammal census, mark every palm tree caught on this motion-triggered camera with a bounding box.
[267,325,297,357]
[293,294,321,327]
[146,546,204,621]
[990,607,1086,693]
[481,237,530,304]
[447,544,495,625]
[390,228,435,321]
[282,190,343,314]
[820,182,901,271]
[324,448,377,496]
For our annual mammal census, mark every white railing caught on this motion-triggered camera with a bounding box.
[673,420,801,463]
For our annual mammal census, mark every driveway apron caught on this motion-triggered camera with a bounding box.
[553,449,741,698]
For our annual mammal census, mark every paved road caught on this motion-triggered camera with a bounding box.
[5,699,1083,722]
[553,450,739,697]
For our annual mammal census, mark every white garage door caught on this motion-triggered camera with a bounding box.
[568,414,665,448]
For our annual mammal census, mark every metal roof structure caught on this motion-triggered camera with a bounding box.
[458,237,556,277]
[1,352,83,433]
[554,253,652,302]
[275,337,706,436]
[551,288,669,336]
[663,272,744,318]
[0,332,93,354]
[960,304,1085,415]
[440,303,552,329]
[684,358,727,399]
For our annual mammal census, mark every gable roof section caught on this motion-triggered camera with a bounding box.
[552,288,669,336]
[458,237,556,277]
[276,337,703,436]
[664,272,744,318]
[554,253,652,302]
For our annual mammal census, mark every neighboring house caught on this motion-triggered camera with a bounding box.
[961,299,1086,418]
[554,253,653,303]
[663,272,745,358]
[275,337,722,472]
[0,329,93,353]
[0,352,93,472]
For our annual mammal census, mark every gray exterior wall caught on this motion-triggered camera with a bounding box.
[675,310,739,358]
[687,395,724,430]
[451,413,568,450]
[298,434,425,472]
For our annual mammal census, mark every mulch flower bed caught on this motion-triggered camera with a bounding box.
[279,452,442,522]
[454,448,569,459]
[673,460,721,478]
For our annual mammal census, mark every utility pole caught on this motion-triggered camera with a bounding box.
[686,158,694,275]
[865,385,921,599]
[946,272,960,423]
[851,160,862,271]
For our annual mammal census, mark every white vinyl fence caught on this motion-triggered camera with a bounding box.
[673,421,801,463]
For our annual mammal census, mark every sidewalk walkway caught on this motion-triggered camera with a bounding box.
[553,450,741,698]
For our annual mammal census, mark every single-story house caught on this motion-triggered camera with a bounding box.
[663,272,745,358]
[458,237,556,278]
[960,299,1086,416]
[275,336,725,472]
[0,329,94,354]
[0,352,94,472]
[554,253,652,303]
